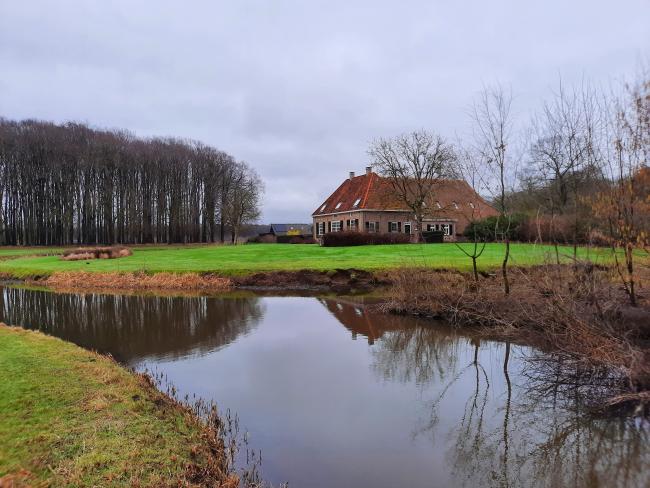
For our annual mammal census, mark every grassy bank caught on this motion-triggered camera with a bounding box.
[0,243,614,278]
[0,246,64,259]
[0,325,234,487]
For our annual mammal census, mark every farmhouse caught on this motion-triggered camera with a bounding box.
[312,167,498,241]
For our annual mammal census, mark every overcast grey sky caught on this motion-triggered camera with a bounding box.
[1,1,648,222]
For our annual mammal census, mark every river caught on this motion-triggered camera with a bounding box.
[1,286,648,487]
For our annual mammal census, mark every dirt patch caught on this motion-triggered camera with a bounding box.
[232,268,387,292]
[0,469,36,488]
[61,246,132,261]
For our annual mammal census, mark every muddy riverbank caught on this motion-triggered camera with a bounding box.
[3,267,388,294]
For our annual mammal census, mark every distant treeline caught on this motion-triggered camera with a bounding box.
[0,119,262,245]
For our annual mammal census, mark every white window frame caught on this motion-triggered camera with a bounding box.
[353,198,361,207]
[367,221,377,233]
[404,222,412,234]
[389,221,399,233]
[320,203,327,212]
[349,219,357,231]
[335,202,342,209]
[317,222,325,235]
[441,224,453,236]
[331,221,342,232]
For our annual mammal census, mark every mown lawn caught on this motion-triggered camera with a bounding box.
[0,325,226,486]
[0,243,615,277]
[0,247,64,258]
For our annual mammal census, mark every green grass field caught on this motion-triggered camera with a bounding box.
[0,243,615,277]
[0,325,226,486]
[0,247,64,259]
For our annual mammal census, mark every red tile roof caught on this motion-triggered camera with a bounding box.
[312,172,499,224]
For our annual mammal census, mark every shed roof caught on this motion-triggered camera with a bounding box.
[269,223,313,236]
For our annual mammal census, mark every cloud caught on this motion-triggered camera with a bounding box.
[1,0,648,221]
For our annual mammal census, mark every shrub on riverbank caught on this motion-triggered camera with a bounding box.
[384,263,650,410]
[0,324,238,486]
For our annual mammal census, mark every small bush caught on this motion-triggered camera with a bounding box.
[322,231,411,247]
[288,236,318,244]
[422,231,444,243]
[247,234,276,244]
[463,213,530,242]
[518,214,594,244]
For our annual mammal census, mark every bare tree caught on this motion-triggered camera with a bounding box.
[455,145,489,281]
[470,85,514,294]
[368,130,457,242]
[528,80,604,261]
[225,163,263,244]
[592,73,649,306]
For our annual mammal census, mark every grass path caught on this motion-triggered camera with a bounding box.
[0,243,614,278]
[0,325,230,486]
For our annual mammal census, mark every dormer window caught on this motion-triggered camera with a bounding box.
[320,203,327,212]
[353,198,361,207]
[435,201,441,209]
[468,202,475,209]
[335,202,342,209]
[452,201,459,209]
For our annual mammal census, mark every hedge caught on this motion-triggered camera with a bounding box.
[321,231,411,247]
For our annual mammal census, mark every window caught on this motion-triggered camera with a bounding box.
[317,222,325,235]
[435,201,441,209]
[468,202,475,209]
[348,219,357,231]
[452,201,458,209]
[404,222,412,234]
[320,203,327,212]
[366,221,378,233]
[331,221,342,232]
[335,202,342,209]
[440,224,454,236]
[389,222,399,233]
[353,198,361,207]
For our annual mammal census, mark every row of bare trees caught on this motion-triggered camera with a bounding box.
[0,119,262,245]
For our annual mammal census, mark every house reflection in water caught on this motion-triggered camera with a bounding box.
[318,296,451,346]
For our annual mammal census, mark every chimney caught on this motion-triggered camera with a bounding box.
[349,171,355,180]
[365,166,372,175]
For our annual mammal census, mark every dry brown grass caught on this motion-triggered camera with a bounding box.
[41,271,232,292]
[385,263,650,407]
[61,246,132,261]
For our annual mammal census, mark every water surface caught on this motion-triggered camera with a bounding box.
[1,287,648,487]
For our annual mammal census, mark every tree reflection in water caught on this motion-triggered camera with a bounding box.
[0,287,264,364]
[322,297,650,488]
